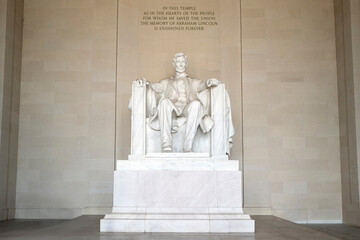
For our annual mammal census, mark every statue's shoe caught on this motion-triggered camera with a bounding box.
[162,146,172,152]
[183,148,192,153]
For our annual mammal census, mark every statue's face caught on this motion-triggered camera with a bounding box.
[174,56,187,73]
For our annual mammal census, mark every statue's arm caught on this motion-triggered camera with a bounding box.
[148,81,164,93]
[133,78,164,93]
[195,78,220,92]
[195,80,208,92]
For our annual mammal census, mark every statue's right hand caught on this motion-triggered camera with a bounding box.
[133,78,148,88]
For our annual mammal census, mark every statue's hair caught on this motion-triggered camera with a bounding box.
[173,52,188,66]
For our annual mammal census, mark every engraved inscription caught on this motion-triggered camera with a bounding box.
[140,6,218,31]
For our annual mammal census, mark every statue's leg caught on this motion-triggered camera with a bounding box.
[183,100,202,152]
[158,98,174,152]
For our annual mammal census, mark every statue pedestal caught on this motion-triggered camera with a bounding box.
[100,159,255,233]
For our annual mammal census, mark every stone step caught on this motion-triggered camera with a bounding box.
[101,214,255,232]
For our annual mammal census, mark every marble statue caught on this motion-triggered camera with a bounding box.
[133,52,222,152]
[101,54,255,233]
[130,52,234,156]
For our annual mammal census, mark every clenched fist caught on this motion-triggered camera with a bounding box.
[206,78,220,87]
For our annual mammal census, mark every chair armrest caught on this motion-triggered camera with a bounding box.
[211,84,227,156]
[130,84,147,156]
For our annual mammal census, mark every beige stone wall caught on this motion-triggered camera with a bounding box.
[0,0,6,120]
[16,0,344,222]
[336,0,360,225]
[242,0,342,222]
[16,0,117,218]
[0,0,24,221]
[0,0,8,221]
[351,0,360,216]
[7,0,24,220]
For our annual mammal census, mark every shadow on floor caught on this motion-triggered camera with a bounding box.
[0,215,358,240]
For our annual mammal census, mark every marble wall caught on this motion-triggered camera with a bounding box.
[0,0,8,221]
[351,0,360,225]
[0,0,24,221]
[242,0,342,223]
[335,0,360,226]
[16,0,345,223]
[16,0,117,218]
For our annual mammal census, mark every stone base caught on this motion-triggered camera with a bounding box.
[101,159,255,233]
[101,209,254,232]
[128,153,229,161]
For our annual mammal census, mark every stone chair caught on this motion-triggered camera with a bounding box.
[101,82,254,233]
[128,83,233,160]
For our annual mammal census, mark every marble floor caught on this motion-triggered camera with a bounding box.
[0,215,359,240]
[307,224,360,240]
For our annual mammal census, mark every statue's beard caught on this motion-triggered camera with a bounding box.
[176,67,186,73]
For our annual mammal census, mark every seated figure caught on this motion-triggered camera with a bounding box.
[130,52,234,156]
[134,52,220,152]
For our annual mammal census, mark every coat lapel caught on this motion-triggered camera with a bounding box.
[167,78,178,101]
[185,77,192,99]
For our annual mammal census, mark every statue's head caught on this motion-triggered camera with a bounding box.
[172,52,188,73]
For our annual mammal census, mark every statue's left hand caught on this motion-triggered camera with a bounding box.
[206,78,220,87]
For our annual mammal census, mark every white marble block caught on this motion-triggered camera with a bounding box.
[211,84,227,155]
[130,84,146,156]
[101,159,255,233]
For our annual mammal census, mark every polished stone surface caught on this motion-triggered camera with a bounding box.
[117,159,238,171]
[307,224,360,240]
[103,160,253,233]
[2,215,359,239]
